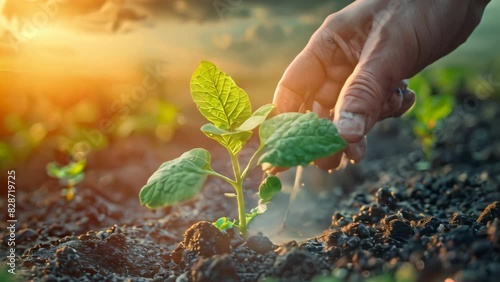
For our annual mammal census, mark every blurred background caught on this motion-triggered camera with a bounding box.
[1,0,499,191]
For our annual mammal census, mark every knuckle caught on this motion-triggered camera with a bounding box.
[323,12,343,27]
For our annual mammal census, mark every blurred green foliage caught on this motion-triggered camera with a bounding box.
[405,69,457,161]
[0,72,178,170]
[404,66,499,164]
[46,159,86,186]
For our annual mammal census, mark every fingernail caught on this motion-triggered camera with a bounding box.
[336,111,365,137]
[398,79,411,94]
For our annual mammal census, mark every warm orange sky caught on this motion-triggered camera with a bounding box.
[0,0,358,112]
[1,0,499,117]
[1,0,499,101]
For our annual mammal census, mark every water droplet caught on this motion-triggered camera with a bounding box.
[327,169,333,174]
[301,183,305,187]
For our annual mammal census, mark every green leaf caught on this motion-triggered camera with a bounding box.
[427,68,469,95]
[406,74,432,118]
[213,217,235,230]
[201,123,252,155]
[259,175,282,203]
[46,162,65,179]
[258,112,346,167]
[237,104,275,131]
[427,94,454,123]
[414,94,454,128]
[139,148,212,209]
[410,74,431,99]
[46,160,86,181]
[190,61,252,130]
[65,160,86,176]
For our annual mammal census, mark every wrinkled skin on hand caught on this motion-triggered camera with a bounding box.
[273,0,490,170]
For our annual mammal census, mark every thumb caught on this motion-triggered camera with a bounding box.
[334,59,400,143]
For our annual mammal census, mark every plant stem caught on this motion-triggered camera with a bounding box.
[233,181,247,237]
[229,152,241,183]
[66,185,75,202]
[228,152,248,237]
[206,170,237,186]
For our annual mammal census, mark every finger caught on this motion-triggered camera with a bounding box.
[333,66,392,143]
[379,80,407,118]
[380,90,404,119]
[391,89,415,118]
[333,36,407,143]
[307,4,375,111]
[274,2,374,115]
[312,101,330,118]
[345,136,366,164]
[265,166,287,175]
[380,79,415,119]
[272,85,304,114]
[313,153,343,171]
[311,64,352,111]
[273,50,326,114]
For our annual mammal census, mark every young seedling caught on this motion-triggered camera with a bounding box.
[406,74,455,169]
[139,61,346,237]
[46,159,86,201]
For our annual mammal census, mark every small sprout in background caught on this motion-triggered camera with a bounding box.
[46,159,86,201]
[406,71,457,169]
[139,61,346,237]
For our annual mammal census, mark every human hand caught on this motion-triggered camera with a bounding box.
[273,0,490,170]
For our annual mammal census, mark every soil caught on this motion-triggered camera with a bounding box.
[1,95,500,282]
